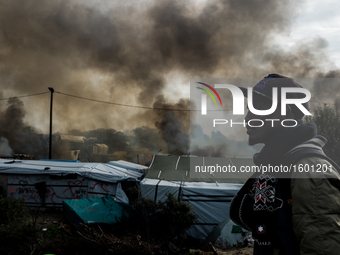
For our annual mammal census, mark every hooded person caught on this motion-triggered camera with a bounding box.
[229,74,340,255]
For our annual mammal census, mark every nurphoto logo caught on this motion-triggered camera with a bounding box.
[196,82,312,128]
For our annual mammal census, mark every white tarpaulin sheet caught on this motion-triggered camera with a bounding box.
[107,160,148,174]
[0,159,143,206]
[141,178,182,202]
[140,178,243,242]
[0,159,143,183]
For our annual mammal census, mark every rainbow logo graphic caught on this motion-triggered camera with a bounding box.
[196,82,222,115]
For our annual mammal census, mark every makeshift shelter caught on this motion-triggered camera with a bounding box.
[0,159,143,207]
[140,155,253,245]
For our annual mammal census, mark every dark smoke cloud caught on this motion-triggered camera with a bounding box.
[264,37,336,78]
[0,0,339,158]
[0,98,47,158]
[130,126,167,153]
[309,70,340,106]
[153,95,190,154]
[0,0,299,124]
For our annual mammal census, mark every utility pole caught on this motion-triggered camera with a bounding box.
[48,87,54,159]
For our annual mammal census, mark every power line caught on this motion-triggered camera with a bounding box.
[55,91,231,112]
[0,89,335,110]
[55,91,189,111]
[57,90,338,111]
[0,89,231,112]
[0,92,50,100]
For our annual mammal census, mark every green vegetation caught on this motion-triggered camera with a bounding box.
[114,193,198,243]
[0,193,197,254]
[0,196,40,254]
[305,102,340,166]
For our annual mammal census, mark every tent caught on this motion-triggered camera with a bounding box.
[0,159,143,207]
[140,155,253,245]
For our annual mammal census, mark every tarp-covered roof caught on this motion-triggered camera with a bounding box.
[95,144,108,148]
[0,159,143,183]
[107,160,148,173]
[57,134,86,143]
[146,155,254,183]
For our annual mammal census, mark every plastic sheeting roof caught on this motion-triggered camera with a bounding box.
[0,159,143,183]
[63,195,131,226]
[146,155,254,183]
[106,160,148,174]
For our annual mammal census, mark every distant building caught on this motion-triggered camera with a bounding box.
[93,144,108,155]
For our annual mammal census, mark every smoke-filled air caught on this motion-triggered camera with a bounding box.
[0,0,339,162]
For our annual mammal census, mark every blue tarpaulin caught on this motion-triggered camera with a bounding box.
[63,195,131,227]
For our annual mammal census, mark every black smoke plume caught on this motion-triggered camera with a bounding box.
[0,0,339,158]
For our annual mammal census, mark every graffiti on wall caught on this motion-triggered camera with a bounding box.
[7,174,117,206]
[8,175,88,206]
